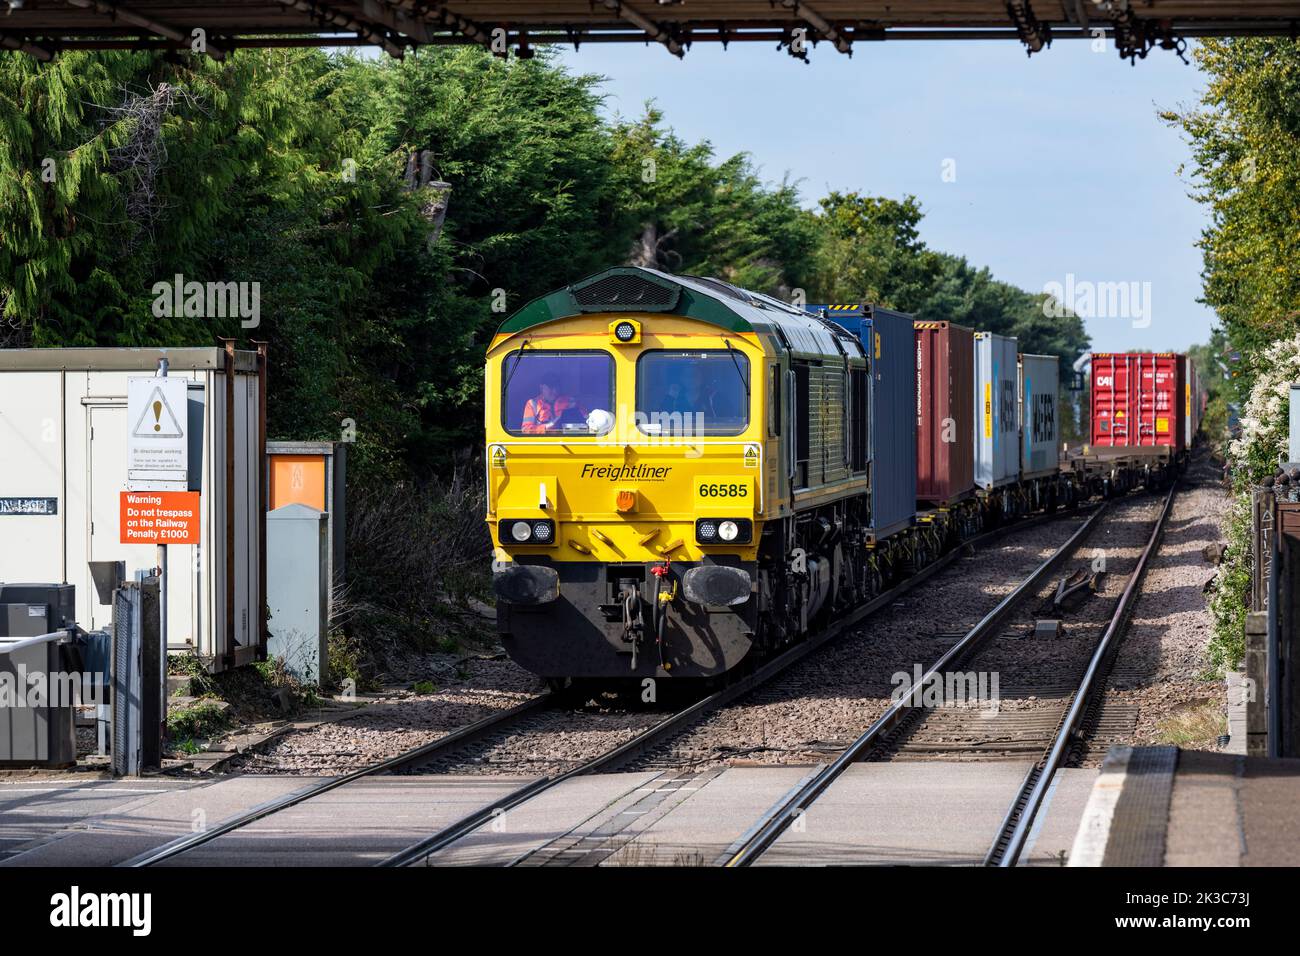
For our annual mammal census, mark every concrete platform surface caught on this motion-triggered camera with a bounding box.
[1071,746,1300,866]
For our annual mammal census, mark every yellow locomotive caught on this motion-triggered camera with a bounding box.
[485,267,913,682]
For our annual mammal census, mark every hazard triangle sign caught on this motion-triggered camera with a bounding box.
[127,377,190,490]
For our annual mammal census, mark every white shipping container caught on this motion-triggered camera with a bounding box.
[973,332,1019,490]
[0,346,266,671]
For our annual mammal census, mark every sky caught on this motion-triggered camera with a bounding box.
[558,37,1217,354]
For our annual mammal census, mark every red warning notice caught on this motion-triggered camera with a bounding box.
[120,491,200,545]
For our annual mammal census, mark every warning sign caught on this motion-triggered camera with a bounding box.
[120,491,200,545]
[127,377,189,490]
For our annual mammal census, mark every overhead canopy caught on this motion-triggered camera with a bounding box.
[0,2,1295,62]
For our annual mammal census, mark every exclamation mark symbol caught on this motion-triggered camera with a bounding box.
[153,400,162,432]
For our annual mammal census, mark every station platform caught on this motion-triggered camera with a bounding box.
[1070,745,1300,866]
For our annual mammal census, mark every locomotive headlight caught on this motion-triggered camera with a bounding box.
[510,520,533,543]
[696,518,752,545]
[609,319,641,344]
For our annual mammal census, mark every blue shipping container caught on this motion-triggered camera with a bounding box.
[808,304,917,538]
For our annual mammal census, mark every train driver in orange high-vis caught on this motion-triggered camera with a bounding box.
[522,382,582,434]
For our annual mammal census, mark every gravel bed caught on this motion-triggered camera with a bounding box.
[872,491,1167,760]
[625,510,1096,772]
[232,656,541,775]
[231,465,1229,780]
[968,493,1166,696]
[1097,449,1230,749]
[401,698,664,775]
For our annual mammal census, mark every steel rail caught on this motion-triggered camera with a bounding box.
[124,503,1092,868]
[123,692,555,866]
[722,500,1111,867]
[381,505,1096,867]
[984,480,1179,867]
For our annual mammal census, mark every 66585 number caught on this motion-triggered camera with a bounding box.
[697,482,748,498]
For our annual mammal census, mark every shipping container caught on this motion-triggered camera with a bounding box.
[813,304,917,538]
[1090,352,1186,452]
[973,332,1020,489]
[0,346,266,672]
[1018,353,1061,479]
[1183,356,1200,447]
[914,321,975,506]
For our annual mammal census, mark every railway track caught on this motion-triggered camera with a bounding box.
[124,492,1153,869]
[722,484,1177,867]
[381,508,1101,866]
[984,481,1178,867]
[117,504,1091,867]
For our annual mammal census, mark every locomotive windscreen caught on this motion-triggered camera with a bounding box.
[502,350,614,435]
[636,350,749,436]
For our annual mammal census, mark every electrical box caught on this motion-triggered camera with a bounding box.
[0,582,78,767]
[0,582,75,637]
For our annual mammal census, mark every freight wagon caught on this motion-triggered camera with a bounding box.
[913,321,979,542]
[483,266,1191,683]
[1090,352,1188,452]
[973,332,1021,514]
[811,304,917,542]
[1017,352,1072,511]
[1183,355,1201,448]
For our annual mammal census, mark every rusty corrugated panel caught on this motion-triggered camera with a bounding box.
[915,321,974,506]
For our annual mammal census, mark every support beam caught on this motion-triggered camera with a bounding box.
[360,0,431,43]
[400,1,538,54]
[0,33,53,61]
[778,0,852,54]
[599,0,685,57]
[1006,0,1052,53]
[273,0,406,58]
[64,0,226,59]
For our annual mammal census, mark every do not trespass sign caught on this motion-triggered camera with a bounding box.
[120,491,200,545]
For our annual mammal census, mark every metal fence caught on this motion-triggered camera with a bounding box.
[111,573,161,776]
[1252,485,1274,612]
[111,583,142,776]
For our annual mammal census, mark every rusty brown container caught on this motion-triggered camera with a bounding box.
[915,321,975,506]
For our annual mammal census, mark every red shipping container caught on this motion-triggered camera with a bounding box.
[1090,352,1187,451]
[915,321,975,505]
